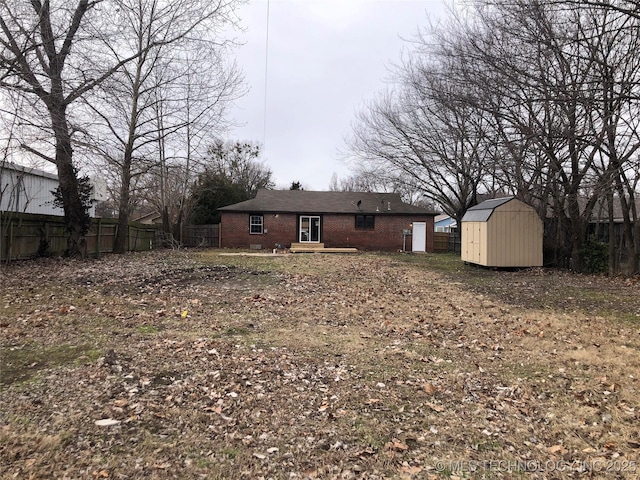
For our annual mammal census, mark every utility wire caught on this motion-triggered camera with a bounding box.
[262,0,270,149]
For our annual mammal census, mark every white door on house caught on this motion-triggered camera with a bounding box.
[412,222,426,252]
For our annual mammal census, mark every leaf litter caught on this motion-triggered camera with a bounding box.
[1,251,639,479]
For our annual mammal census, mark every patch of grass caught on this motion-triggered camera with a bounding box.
[619,313,640,325]
[222,326,253,337]
[217,447,241,460]
[2,251,639,479]
[436,466,455,478]
[351,418,387,450]
[136,325,161,334]
[0,428,75,460]
[0,343,101,385]
[387,252,466,274]
[195,456,215,468]
[198,250,344,277]
[539,287,640,325]
[198,251,282,271]
[390,252,640,324]
[473,439,502,452]
[502,362,551,381]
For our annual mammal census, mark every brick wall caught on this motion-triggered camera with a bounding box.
[220,212,435,252]
[220,212,298,249]
[322,214,434,251]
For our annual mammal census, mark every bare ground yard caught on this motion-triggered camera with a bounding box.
[1,251,639,479]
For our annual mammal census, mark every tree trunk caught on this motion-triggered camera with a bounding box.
[607,193,617,275]
[113,168,132,254]
[566,192,585,272]
[52,105,89,258]
[614,182,638,276]
[632,220,640,275]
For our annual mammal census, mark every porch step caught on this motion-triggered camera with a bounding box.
[289,242,358,254]
[290,242,324,250]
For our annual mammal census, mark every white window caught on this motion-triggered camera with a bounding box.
[250,215,263,234]
[436,226,445,232]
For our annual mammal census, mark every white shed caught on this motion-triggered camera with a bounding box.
[461,197,543,267]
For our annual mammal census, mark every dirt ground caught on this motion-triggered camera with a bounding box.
[1,250,639,479]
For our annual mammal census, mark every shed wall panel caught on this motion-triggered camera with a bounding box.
[486,205,543,267]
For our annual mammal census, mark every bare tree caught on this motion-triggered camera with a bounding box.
[150,48,244,239]
[437,0,640,272]
[347,0,639,273]
[0,0,147,255]
[348,53,494,238]
[188,140,273,225]
[0,0,243,256]
[556,0,640,20]
[580,4,640,274]
[80,0,243,253]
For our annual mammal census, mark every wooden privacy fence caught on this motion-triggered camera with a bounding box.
[433,232,461,254]
[433,232,449,253]
[181,224,220,248]
[0,212,156,262]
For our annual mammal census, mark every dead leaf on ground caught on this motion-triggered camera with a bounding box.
[425,401,445,412]
[386,439,409,451]
[547,444,568,455]
[423,382,438,395]
[398,464,422,475]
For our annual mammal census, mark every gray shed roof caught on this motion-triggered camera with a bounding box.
[461,197,515,222]
[219,189,438,215]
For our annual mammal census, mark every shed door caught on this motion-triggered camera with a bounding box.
[412,222,426,252]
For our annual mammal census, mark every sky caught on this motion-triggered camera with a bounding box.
[227,0,449,191]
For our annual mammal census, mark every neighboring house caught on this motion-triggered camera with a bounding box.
[586,197,639,242]
[1,162,64,216]
[133,210,163,225]
[1,162,101,217]
[434,214,457,233]
[219,190,438,252]
[542,196,639,249]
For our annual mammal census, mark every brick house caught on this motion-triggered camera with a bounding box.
[219,190,438,252]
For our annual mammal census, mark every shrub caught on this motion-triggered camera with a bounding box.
[580,236,609,274]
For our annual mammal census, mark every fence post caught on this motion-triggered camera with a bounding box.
[8,218,14,262]
[113,224,118,253]
[133,226,139,251]
[95,218,102,258]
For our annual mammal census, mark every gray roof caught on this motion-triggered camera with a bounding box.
[462,196,515,222]
[219,190,438,215]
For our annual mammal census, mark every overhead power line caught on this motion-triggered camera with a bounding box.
[262,0,270,148]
